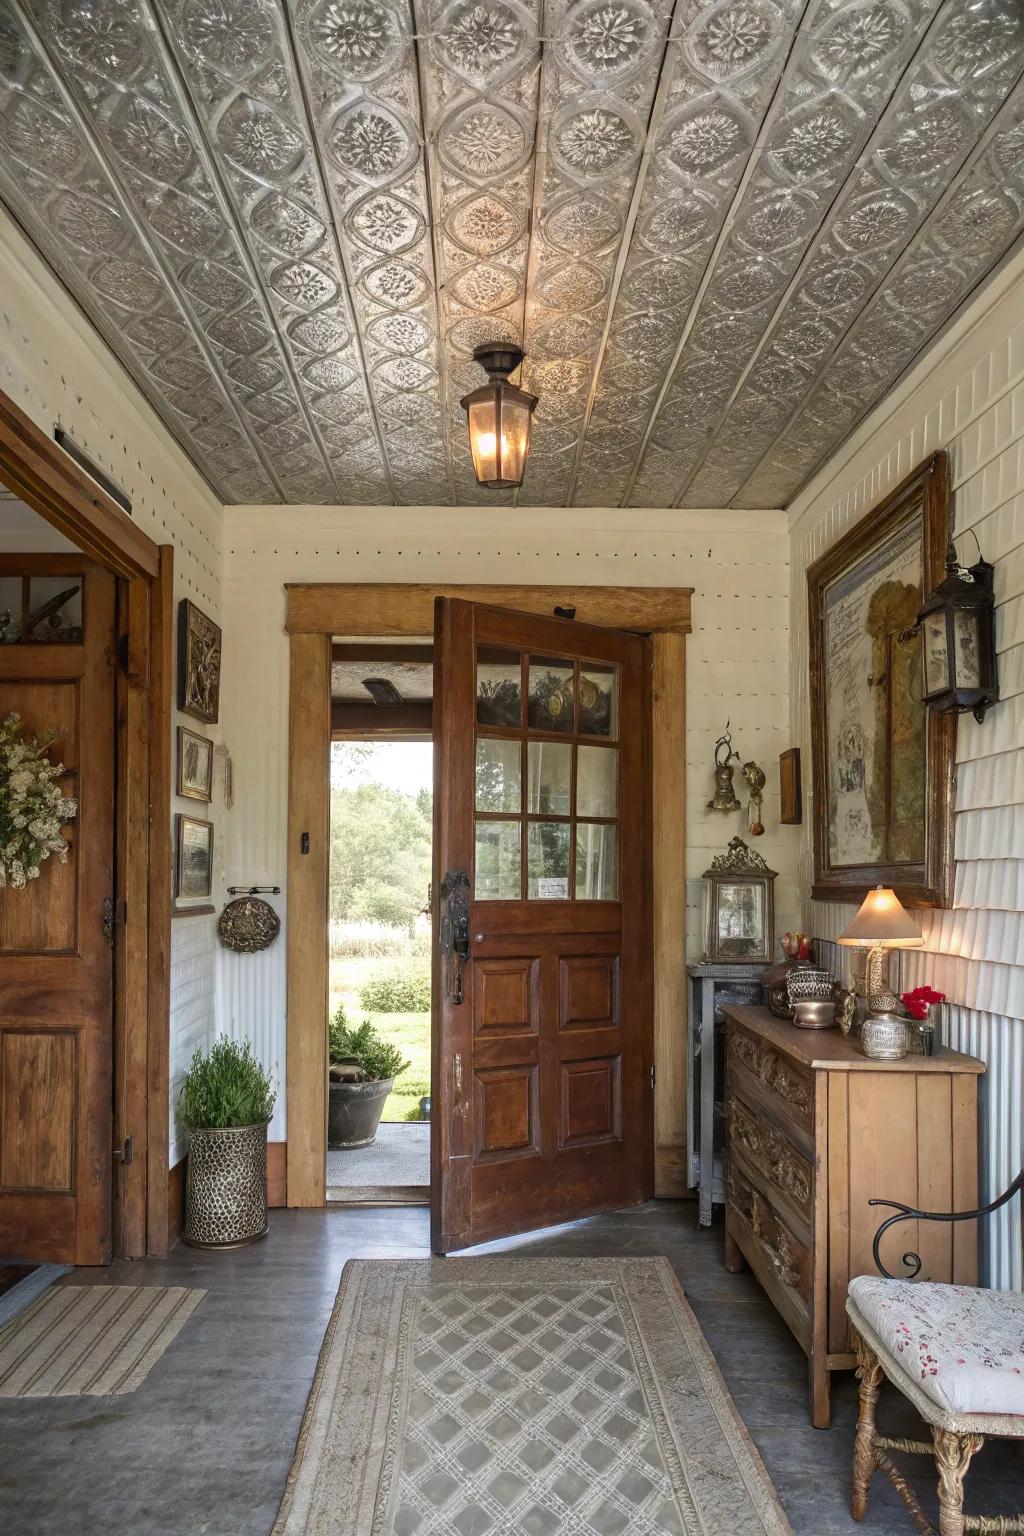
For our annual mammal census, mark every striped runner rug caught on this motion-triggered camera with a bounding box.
[0,1284,205,1397]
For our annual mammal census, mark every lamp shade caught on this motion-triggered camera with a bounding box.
[836,885,923,948]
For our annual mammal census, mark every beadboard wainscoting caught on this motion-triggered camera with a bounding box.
[789,248,1024,1290]
[219,508,801,1144]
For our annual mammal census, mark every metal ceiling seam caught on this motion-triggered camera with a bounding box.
[6,0,288,503]
[145,0,349,506]
[615,0,816,510]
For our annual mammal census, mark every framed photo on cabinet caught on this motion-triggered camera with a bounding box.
[806,453,954,907]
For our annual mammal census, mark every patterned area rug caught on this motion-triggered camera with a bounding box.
[0,1285,205,1397]
[274,1257,792,1535]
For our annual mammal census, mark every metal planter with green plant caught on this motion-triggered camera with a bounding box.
[328,1006,409,1150]
[180,1036,276,1249]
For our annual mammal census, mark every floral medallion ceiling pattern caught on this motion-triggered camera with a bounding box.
[0,0,1022,506]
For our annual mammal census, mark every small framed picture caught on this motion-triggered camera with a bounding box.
[177,727,213,803]
[702,840,777,965]
[175,814,213,902]
[178,599,222,724]
[779,748,802,825]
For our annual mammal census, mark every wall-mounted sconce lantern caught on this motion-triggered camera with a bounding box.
[460,343,538,490]
[917,542,998,722]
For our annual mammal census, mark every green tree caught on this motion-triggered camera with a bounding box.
[330,778,431,928]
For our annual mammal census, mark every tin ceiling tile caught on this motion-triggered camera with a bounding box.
[1,0,1023,505]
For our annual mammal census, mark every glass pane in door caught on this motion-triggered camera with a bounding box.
[527,821,570,899]
[477,647,522,727]
[476,739,521,812]
[527,740,571,814]
[575,823,617,899]
[475,820,521,899]
[576,745,616,818]
[528,656,574,732]
[579,663,617,737]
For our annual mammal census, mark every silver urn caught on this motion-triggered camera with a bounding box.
[860,1013,910,1061]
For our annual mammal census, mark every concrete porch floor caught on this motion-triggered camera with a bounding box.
[1,1202,1022,1535]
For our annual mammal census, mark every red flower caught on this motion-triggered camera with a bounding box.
[901,985,945,1020]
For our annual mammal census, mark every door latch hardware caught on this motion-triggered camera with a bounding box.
[112,1135,134,1166]
[440,869,470,1005]
[300,832,310,854]
[453,1053,470,1119]
[102,896,114,946]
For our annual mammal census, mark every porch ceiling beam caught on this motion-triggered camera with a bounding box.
[289,583,692,635]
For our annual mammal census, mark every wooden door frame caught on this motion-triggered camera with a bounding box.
[0,389,174,1258]
[286,582,692,1210]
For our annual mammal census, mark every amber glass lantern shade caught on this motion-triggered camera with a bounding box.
[460,344,538,491]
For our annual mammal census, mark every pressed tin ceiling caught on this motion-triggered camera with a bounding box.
[0,3,1023,508]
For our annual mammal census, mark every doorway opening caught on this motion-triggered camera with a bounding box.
[326,640,433,1206]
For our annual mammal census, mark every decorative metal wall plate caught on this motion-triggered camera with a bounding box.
[218,895,281,952]
[0,0,1022,508]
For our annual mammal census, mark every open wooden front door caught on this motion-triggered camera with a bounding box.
[0,555,116,1264]
[431,598,652,1253]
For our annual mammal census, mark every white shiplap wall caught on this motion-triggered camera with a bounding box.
[0,210,226,1165]
[220,506,800,1141]
[789,247,1024,1289]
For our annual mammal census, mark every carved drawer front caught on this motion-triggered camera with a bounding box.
[727,1092,812,1226]
[728,1160,812,1310]
[727,1028,813,1141]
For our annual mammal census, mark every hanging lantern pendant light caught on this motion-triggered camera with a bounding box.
[460,343,538,491]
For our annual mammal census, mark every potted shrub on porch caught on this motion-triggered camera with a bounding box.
[180,1036,276,1249]
[328,1006,409,1149]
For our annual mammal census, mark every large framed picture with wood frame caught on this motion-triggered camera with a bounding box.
[807,452,954,908]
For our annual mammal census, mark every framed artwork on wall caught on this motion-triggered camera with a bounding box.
[177,726,213,802]
[779,748,801,825]
[177,599,221,724]
[175,814,213,902]
[807,452,954,907]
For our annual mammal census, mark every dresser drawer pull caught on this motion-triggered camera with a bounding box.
[729,1033,811,1114]
[728,1096,811,1209]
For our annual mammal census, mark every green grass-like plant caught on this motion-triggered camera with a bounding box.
[329,1004,409,1082]
[180,1035,276,1130]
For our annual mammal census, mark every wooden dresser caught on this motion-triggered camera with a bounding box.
[722,1005,984,1428]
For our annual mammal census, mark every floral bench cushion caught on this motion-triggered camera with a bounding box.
[848,1276,1024,1417]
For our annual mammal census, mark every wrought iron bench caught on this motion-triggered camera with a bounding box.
[846,1172,1024,1536]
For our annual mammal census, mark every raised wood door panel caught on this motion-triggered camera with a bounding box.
[0,555,116,1264]
[432,598,652,1252]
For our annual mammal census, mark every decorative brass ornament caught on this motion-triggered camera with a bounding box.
[706,725,741,812]
[218,895,280,953]
[742,758,766,835]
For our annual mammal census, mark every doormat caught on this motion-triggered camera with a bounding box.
[0,1262,70,1328]
[273,1257,792,1535]
[0,1284,205,1397]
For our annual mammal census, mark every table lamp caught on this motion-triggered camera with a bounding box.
[837,885,923,1014]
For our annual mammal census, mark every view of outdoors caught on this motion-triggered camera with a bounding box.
[329,741,433,1122]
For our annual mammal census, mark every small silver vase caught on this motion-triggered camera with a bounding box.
[861,1013,909,1061]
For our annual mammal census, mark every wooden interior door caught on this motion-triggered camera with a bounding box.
[431,598,652,1252]
[0,555,116,1264]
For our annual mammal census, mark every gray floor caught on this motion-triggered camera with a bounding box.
[326,1122,429,1188]
[1,1203,1021,1535]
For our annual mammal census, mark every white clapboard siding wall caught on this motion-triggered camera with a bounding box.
[0,211,226,1171]
[219,507,801,1144]
[789,247,1024,1290]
